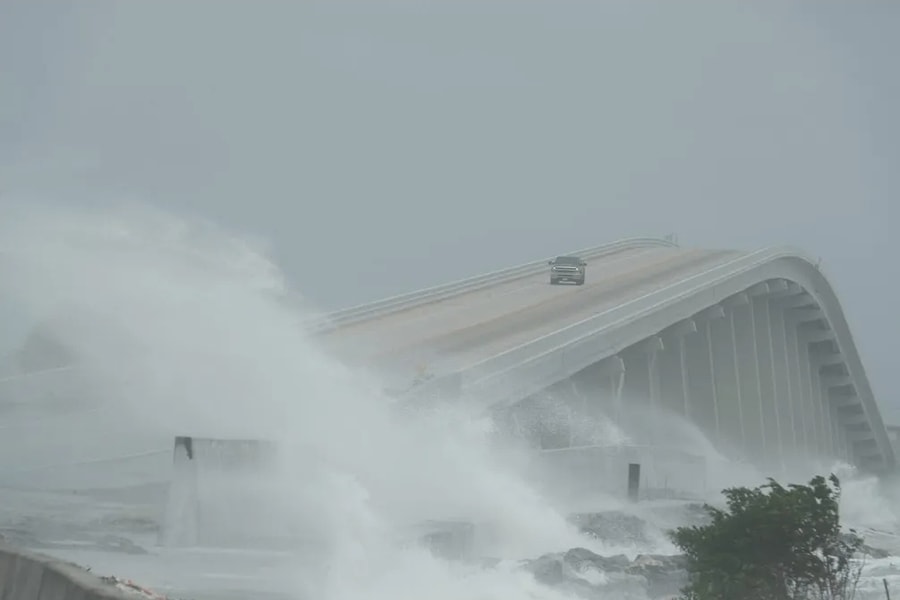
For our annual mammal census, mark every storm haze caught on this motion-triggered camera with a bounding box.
[1,1,897,413]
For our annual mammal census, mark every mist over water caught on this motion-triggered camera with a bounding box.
[2,200,898,599]
[0,201,602,598]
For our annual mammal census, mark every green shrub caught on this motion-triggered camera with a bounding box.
[670,474,863,600]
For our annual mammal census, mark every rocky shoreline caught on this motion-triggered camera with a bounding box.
[519,540,895,600]
[524,548,687,599]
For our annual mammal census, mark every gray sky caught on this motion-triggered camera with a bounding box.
[1,2,897,414]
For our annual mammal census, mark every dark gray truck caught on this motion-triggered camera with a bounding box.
[548,255,587,285]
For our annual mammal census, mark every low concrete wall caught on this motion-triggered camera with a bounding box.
[532,444,708,503]
[0,541,132,600]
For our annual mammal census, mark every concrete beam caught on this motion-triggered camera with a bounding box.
[785,281,803,295]
[791,308,826,323]
[828,382,856,397]
[848,431,877,444]
[748,282,771,297]
[822,374,852,388]
[723,292,750,307]
[832,395,858,407]
[784,293,818,308]
[662,319,698,338]
[596,356,626,378]
[846,422,873,434]
[768,279,789,294]
[695,305,726,322]
[800,328,835,343]
[638,336,665,354]
[840,411,870,427]
[814,353,846,368]
[768,280,801,300]
[856,447,886,461]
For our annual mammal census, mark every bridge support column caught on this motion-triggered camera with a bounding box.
[645,337,664,410]
[706,304,744,457]
[695,307,726,441]
[799,321,837,462]
[818,355,851,463]
[814,354,849,463]
[830,384,858,464]
[750,283,784,471]
[658,319,699,420]
[579,355,628,425]
[569,355,626,436]
[784,314,813,461]
[613,368,625,424]
[769,299,798,458]
[837,403,851,462]
[620,337,663,412]
[827,381,843,461]
[679,313,718,439]
[812,360,838,461]
[728,293,767,462]
[683,336,694,420]
[799,333,819,456]
[797,327,831,460]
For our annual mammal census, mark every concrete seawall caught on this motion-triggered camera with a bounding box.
[0,541,136,600]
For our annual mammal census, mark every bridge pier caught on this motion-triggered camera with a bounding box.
[798,328,821,457]
[658,319,698,422]
[727,293,769,463]
[445,273,887,476]
[645,337,665,410]
[831,383,859,463]
[817,352,849,463]
[705,304,744,457]
[783,311,813,461]
[682,312,719,440]
[620,338,663,412]
[812,356,837,461]
[568,355,625,428]
[750,284,785,472]
[699,307,727,443]
[798,322,836,460]
[769,299,799,458]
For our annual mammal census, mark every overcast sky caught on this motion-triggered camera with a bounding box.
[0,2,897,414]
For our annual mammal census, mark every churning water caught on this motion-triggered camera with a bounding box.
[1,201,898,600]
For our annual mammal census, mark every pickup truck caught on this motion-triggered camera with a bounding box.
[548,255,587,285]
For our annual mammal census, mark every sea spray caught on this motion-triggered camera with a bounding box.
[0,201,609,599]
[5,201,896,599]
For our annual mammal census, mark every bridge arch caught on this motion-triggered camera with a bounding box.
[415,248,893,473]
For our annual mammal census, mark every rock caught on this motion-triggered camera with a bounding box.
[563,547,630,572]
[522,549,689,599]
[860,542,891,559]
[627,554,688,599]
[525,554,566,586]
[841,532,892,559]
[571,511,653,547]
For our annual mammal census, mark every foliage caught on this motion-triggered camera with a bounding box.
[670,474,863,600]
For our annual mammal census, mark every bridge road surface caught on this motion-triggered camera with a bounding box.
[318,245,739,387]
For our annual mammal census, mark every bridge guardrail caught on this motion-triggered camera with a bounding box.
[307,236,678,332]
[462,246,810,393]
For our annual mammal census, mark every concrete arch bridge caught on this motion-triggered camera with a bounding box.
[314,236,894,494]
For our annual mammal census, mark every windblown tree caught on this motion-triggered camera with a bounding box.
[671,474,863,600]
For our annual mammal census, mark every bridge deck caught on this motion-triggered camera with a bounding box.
[318,246,740,383]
